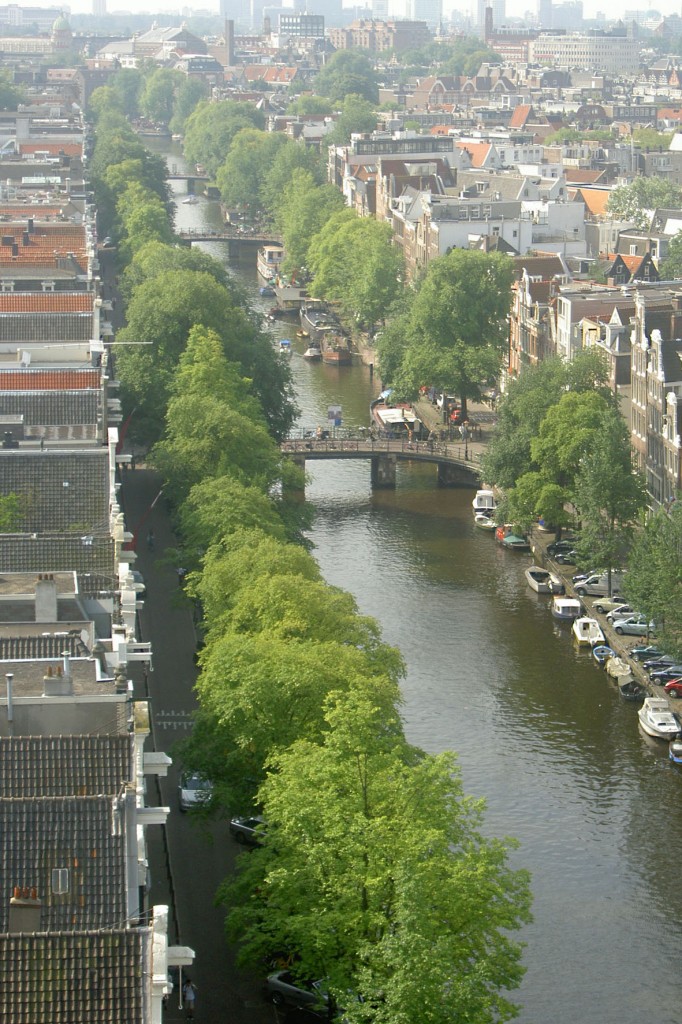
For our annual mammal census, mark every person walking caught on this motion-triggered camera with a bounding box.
[183,978,197,1019]
[146,529,154,551]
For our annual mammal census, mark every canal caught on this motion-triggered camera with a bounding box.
[164,145,682,1024]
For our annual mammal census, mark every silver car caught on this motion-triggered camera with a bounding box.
[612,614,655,637]
[178,773,213,812]
[265,970,329,1011]
[229,815,266,845]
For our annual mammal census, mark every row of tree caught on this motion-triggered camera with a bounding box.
[88,84,534,1022]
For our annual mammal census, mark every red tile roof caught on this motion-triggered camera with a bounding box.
[509,104,532,128]
[0,369,100,390]
[0,294,93,313]
[18,143,83,158]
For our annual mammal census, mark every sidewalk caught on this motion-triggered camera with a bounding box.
[414,397,498,467]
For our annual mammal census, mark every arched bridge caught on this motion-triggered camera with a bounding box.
[280,434,483,489]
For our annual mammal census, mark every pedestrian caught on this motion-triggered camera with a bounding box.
[146,529,154,551]
[183,978,197,1019]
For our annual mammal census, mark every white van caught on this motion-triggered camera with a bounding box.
[574,572,625,598]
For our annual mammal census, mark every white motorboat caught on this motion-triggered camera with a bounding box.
[572,616,606,646]
[278,339,292,356]
[474,512,496,531]
[552,596,581,621]
[525,565,565,594]
[472,489,496,515]
[182,194,199,204]
[638,697,681,739]
[302,343,321,360]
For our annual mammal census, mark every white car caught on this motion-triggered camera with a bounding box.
[178,773,212,812]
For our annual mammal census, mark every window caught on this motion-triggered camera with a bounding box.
[630,245,638,256]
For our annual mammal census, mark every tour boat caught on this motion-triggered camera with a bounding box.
[638,697,681,739]
[572,617,606,646]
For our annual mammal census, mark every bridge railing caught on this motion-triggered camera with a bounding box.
[281,435,480,464]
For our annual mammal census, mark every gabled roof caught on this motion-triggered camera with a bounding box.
[0,735,131,799]
[574,187,610,216]
[0,369,100,390]
[455,141,492,167]
[509,104,532,128]
[0,294,93,313]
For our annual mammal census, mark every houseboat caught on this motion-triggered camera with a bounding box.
[370,398,425,439]
[257,244,284,284]
[321,332,353,365]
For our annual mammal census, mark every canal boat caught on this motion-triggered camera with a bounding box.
[371,399,425,439]
[638,697,681,739]
[669,737,682,763]
[593,645,615,665]
[300,300,341,341]
[619,677,647,703]
[182,194,199,205]
[302,342,322,361]
[472,489,497,515]
[502,532,530,551]
[278,339,292,357]
[572,617,606,646]
[605,655,633,680]
[525,565,565,594]
[474,512,496,531]
[257,244,284,284]
[552,596,582,621]
[273,283,309,316]
[321,332,352,366]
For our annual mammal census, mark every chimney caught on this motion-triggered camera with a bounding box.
[35,574,58,623]
[42,663,73,697]
[22,231,30,246]
[27,218,34,233]
[9,887,42,934]
[10,242,18,257]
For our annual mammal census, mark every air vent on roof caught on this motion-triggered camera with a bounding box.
[51,869,69,894]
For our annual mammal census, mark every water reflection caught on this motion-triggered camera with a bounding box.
[159,147,682,1024]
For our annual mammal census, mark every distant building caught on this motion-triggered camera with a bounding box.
[92,0,106,15]
[406,0,442,31]
[0,3,64,33]
[474,0,505,37]
[530,31,640,73]
[328,19,431,53]
[276,11,324,37]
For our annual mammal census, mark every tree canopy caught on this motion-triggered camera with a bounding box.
[313,50,379,104]
[183,100,265,177]
[276,170,346,274]
[607,177,682,230]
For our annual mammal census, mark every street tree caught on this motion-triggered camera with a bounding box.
[225,694,531,1024]
[286,95,333,116]
[121,240,228,300]
[572,407,646,584]
[659,231,682,279]
[151,326,281,503]
[607,177,682,230]
[624,503,682,656]
[261,141,324,220]
[530,390,611,490]
[109,68,143,119]
[498,474,572,536]
[313,50,379,104]
[139,67,182,125]
[183,100,265,178]
[179,479,289,561]
[215,129,287,213]
[396,250,513,417]
[276,170,345,273]
[116,181,174,258]
[170,76,208,135]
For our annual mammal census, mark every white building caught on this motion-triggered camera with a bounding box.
[530,32,640,73]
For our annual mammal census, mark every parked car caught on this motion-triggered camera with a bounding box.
[593,597,630,616]
[612,614,655,637]
[574,572,626,598]
[229,815,266,846]
[554,549,578,565]
[664,679,682,698]
[631,645,665,661]
[265,971,329,1012]
[650,665,682,683]
[643,655,676,671]
[178,772,213,812]
[547,539,577,558]
[605,604,636,624]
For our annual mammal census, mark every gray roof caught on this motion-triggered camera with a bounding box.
[0,795,127,931]
[0,929,146,1023]
[0,449,109,533]
[0,389,99,428]
[0,631,88,661]
[0,311,94,342]
[660,337,682,384]
[0,735,132,798]
[0,534,115,576]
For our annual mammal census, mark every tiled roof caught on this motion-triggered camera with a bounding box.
[564,168,606,184]
[0,294,93,312]
[0,795,127,930]
[575,187,610,216]
[509,103,532,128]
[0,929,146,1023]
[0,450,110,533]
[0,312,94,342]
[18,143,83,157]
[0,534,115,576]
[0,735,131,799]
[0,369,100,390]
[0,390,99,427]
[0,632,89,662]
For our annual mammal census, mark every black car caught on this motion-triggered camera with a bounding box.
[229,815,266,845]
[547,539,577,558]
[649,664,682,683]
[554,550,578,565]
[643,654,676,672]
[630,645,665,662]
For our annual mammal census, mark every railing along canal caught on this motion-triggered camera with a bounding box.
[280,432,482,468]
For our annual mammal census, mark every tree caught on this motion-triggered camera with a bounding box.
[308,212,403,329]
[183,100,265,178]
[121,240,228,298]
[633,127,674,151]
[313,51,379,104]
[276,170,345,274]
[530,390,611,489]
[109,68,143,119]
[224,694,531,1024]
[170,76,208,135]
[393,250,514,416]
[0,71,24,110]
[327,94,378,146]
[607,177,682,230]
[571,407,646,585]
[624,503,682,656]
[215,129,287,213]
[115,181,174,258]
[139,67,182,125]
[286,95,333,117]
[659,231,682,280]
[261,141,324,220]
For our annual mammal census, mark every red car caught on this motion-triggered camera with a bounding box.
[664,679,682,698]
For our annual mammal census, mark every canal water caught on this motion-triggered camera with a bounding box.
[164,145,682,1024]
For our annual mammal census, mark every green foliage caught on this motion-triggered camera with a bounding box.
[625,503,682,656]
[109,68,143,119]
[326,94,378,146]
[139,67,183,125]
[530,390,611,488]
[397,37,501,76]
[392,250,513,413]
[633,127,674,150]
[607,177,682,230]
[276,170,345,273]
[88,85,124,121]
[0,492,25,531]
[183,100,265,178]
[543,128,613,145]
[169,76,208,135]
[308,211,404,329]
[121,240,228,300]
[215,128,288,212]
[286,94,334,116]
[260,141,324,219]
[115,181,174,259]
[659,231,682,280]
[313,50,379,104]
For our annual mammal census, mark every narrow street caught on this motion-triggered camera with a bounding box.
[120,466,274,1024]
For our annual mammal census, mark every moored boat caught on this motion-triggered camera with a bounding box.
[257,244,284,283]
[370,398,425,439]
[182,194,199,205]
[278,339,292,356]
[300,300,341,341]
[669,737,682,762]
[593,645,615,665]
[302,342,322,361]
[572,617,606,646]
[525,565,565,594]
[619,677,647,702]
[605,655,633,680]
[552,596,581,621]
[472,489,497,515]
[502,532,530,551]
[474,512,496,531]
[321,332,352,366]
[638,697,681,739]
